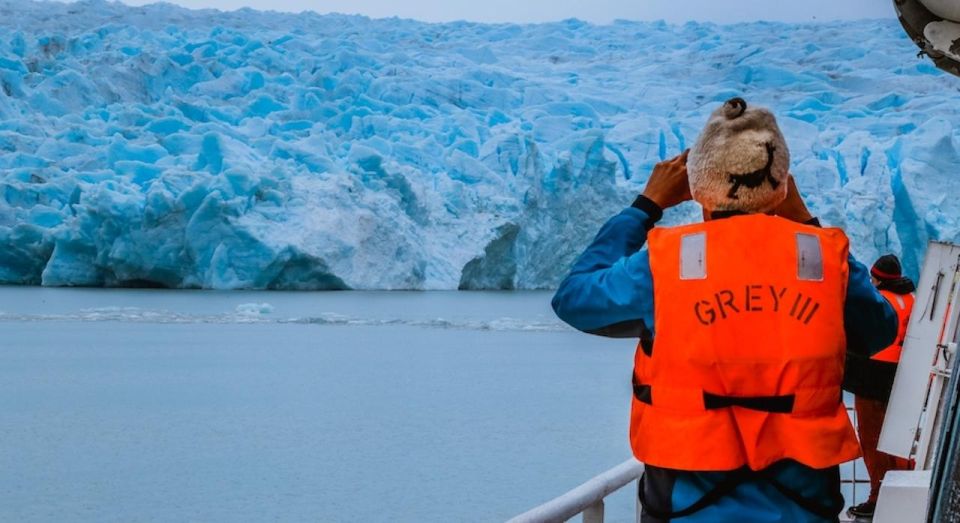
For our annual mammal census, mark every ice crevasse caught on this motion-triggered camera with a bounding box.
[0,0,958,289]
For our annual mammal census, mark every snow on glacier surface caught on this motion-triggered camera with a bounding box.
[0,0,958,289]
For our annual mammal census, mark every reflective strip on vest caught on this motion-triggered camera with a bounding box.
[682,231,824,283]
[796,233,824,281]
[680,232,707,280]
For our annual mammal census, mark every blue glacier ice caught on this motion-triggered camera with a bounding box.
[0,0,958,289]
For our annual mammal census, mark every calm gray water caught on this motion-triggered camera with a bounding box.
[0,288,639,522]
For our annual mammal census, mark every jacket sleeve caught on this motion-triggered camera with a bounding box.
[551,206,657,338]
[844,255,898,356]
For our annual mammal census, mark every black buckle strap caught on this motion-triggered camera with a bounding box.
[703,391,795,414]
[632,378,796,414]
[632,376,652,404]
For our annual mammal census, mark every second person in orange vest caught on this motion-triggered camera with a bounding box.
[843,253,916,519]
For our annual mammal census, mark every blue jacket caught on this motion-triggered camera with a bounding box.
[552,204,899,522]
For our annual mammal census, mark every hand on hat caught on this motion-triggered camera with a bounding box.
[642,150,692,210]
[771,175,814,223]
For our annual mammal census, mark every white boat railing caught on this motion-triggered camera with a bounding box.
[507,459,644,523]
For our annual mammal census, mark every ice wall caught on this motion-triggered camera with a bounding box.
[0,0,957,289]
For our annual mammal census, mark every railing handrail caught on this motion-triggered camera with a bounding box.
[507,458,644,523]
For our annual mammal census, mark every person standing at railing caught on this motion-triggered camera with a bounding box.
[842,253,916,519]
[552,98,898,522]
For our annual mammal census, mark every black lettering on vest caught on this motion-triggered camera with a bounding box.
[715,290,739,319]
[789,293,803,317]
[803,302,821,324]
[795,296,813,321]
[746,285,763,312]
[694,300,716,325]
[769,286,788,312]
[690,285,823,326]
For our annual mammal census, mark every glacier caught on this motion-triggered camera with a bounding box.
[0,0,958,289]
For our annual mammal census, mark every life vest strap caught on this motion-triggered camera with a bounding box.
[633,378,840,415]
[703,391,794,414]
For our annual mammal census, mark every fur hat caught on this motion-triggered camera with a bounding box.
[687,98,790,213]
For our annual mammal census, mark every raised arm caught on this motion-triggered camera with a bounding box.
[551,205,656,337]
[552,151,690,338]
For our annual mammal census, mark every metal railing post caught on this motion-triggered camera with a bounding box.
[582,500,604,523]
[636,478,642,523]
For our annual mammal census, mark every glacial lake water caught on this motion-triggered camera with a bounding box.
[0,287,641,522]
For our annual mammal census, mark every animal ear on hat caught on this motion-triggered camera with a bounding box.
[721,97,747,119]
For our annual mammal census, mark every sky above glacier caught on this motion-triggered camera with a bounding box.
[115,0,896,24]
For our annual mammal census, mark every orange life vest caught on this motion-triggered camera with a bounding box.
[871,290,915,363]
[631,214,861,472]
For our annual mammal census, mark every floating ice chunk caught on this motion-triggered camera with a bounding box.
[235,302,274,315]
